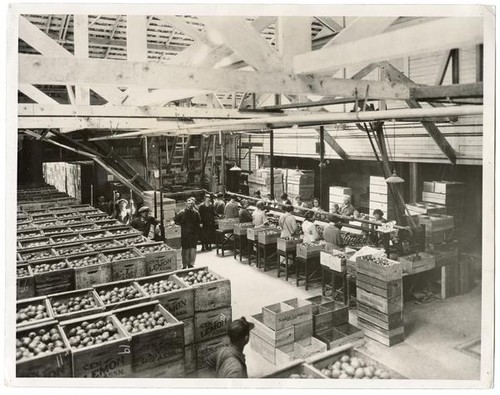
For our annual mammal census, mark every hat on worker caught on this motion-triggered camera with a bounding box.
[228,317,255,343]
[117,198,128,205]
[138,206,150,214]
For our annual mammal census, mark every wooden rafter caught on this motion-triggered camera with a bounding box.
[314,17,343,33]
[293,17,483,74]
[315,128,348,160]
[18,84,59,105]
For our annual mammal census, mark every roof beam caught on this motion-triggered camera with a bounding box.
[18,84,59,105]
[18,15,126,105]
[277,17,312,73]
[73,14,90,105]
[19,54,411,99]
[126,15,149,100]
[201,16,283,73]
[293,17,483,74]
[315,127,348,160]
[314,17,343,33]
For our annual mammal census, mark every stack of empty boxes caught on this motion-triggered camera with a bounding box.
[286,170,315,202]
[248,168,284,198]
[329,186,351,212]
[355,255,404,346]
[369,176,397,221]
[422,181,465,226]
[250,298,326,366]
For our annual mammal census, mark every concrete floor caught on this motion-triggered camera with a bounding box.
[194,248,482,380]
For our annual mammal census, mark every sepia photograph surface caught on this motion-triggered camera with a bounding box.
[4,2,495,390]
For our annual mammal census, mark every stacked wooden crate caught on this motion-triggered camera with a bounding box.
[369,176,396,221]
[286,170,315,201]
[422,181,465,226]
[143,190,177,224]
[174,267,232,373]
[248,168,284,197]
[329,186,351,212]
[355,255,404,347]
[417,214,455,244]
[250,298,327,365]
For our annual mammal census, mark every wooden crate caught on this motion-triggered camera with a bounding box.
[32,219,61,229]
[38,226,73,236]
[17,229,44,240]
[233,222,255,236]
[101,247,146,281]
[94,219,121,229]
[18,236,53,250]
[112,301,185,372]
[294,320,313,343]
[84,238,124,251]
[183,317,194,346]
[79,229,114,242]
[356,276,402,299]
[250,313,294,348]
[60,313,132,378]
[47,288,106,321]
[113,234,149,246]
[216,218,238,231]
[184,344,196,374]
[165,225,181,239]
[31,258,75,296]
[399,252,436,275]
[277,237,301,253]
[16,296,54,328]
[193,306,232,343]
[69,223,99,233]
[314,323,364,350]
[165,237,182,249]
[263,298,313,331]
[357,303,404,331]
[135,242,179,275]
[85,213,111,222]
[357,320,405,347]
[53,242,94,257]
[50,233,86,245]
[16,322,72,377]
[356,257,402,282]
[195,335,229,371]
[320,251,346,273]
[418,214,455,232]
[262,359,325,378]
[433,181,464,194]
[250,330,284,364]
[135,273,194,320]
[423,181,435,192]
[18,246,58,263]
[356,289,403,315]
[258,229,281,245]
[275,337,327,366]
[105,226,142,238]
[175,267,231,312]
[296,243,325,259]
[94,280,151,311]
[17,264,35,300]
[305,345,406,378]
[246,226,268,241]
[332,303,349,326]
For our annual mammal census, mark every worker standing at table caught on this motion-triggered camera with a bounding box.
[239,199,253,223]
[302,211,321,243]
[340,195,355,216]
[323,214,344,249]
[253,200,267,226]
[198,194,216,251]
[224,194,239,219]
[214,192,226,219]
[174,197,201,269]
[279,205,298,238]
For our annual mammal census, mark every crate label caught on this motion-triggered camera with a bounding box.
[149,255,176,274]
[135,336,184,366]
[82,353,129,378]
[200,314,229,341]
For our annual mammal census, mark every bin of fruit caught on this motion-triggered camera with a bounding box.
[60,312,132,378]
[79,229,114,241]
[58,217,85,226]
[262,359,324,379]
[16,321,72,377]
[113,234,149,246]
[30,258,75,297]
[85,213,111,222]
[31,212,57,221]
[84,238,124,252]
[320,250,348,273]
[51,233,85,245]
[113,301,184,372]
[136,242,178,275]
[305,345,406,379]
[17,264,35,300]
[101,247,146,281]
[216,218,239,231]
[233,222,254,236]
[258,228,281,245]
[69,223,99,232]
[296,242,325,259]
[275,337,327,366]
[105,226,141,237]
[76,208,101,216]
[18,246,58,263]
[71,204,95,211]
[17,222,37,231]
[94,219,121,228]
[48,288,106,321]
[17,230,44,241]
[49,206,72,213]
[175,267,231,312]
[53,242,93,257]
[41,226,73,236]
[136,273,194,321]
[16,296,54,328]
[277,237,302,253]
[32,219,60,229]
[54,211,80,219]
[67,252,110,287]
[94,280,150,311]
[18,236,54,250]
[247,226,269,242]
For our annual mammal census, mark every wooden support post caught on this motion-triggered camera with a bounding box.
[409,162,418,203]
[319,126,326,211]
[451,48,460,84]
[73,14,90,105]
[270,129,275,198]
[476,44,483,82]
[221,132,226,190]
[127,15,148,99]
